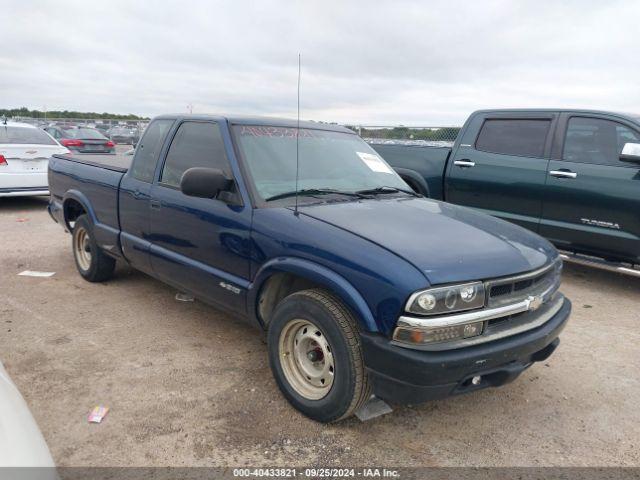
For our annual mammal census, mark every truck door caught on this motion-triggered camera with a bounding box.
[119,119,174,274]
[446,114,555,232]
[149,120,251,313]
[540,114,640,263]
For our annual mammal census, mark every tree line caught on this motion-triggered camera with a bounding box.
[0,107,148,120]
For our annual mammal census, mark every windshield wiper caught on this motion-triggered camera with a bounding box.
[354,186,421,197]
[265,188,367,202]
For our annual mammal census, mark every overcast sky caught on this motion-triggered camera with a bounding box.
[2,0,639,125]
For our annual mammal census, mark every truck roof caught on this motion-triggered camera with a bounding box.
[152,114,356,134]
[471,108,640,124]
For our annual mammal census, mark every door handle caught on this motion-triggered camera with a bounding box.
[132,189,145,199]
[150,200,161,210]
[454,159,476,168]
[549,170,577,179]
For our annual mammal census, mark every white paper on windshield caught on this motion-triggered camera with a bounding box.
[356,152,394,174]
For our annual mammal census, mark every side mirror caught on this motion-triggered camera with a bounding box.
[180,167,233,199]
[620,143,640,163]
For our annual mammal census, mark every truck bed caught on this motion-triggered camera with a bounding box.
[48,153,128,254]
[52,152,132,173]
[370,143,451,200]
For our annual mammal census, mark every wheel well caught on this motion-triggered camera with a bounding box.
[257,273,322,326]
[401,175,428,196]
[64,199,86,230]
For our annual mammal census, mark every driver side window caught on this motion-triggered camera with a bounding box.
[563,117,640,166]
[160,121,231,188]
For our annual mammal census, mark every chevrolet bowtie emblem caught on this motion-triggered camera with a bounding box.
[528,295,543,311]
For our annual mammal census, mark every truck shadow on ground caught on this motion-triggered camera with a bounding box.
[0,196,49,213]
[561,261,640,291]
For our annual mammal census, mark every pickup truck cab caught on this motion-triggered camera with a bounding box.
[48,114,571,422]
[371,109,640,275]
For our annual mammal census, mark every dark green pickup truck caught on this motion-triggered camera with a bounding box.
[371,109,640,276]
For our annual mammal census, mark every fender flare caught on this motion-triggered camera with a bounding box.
[393,167,431,197]
[62,189,98,229]
[248,257,378,333]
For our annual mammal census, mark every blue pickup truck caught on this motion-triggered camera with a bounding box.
[371,109,640,276]
[48,115,571,422]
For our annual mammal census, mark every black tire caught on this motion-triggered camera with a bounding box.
[72,215,116,282]
[403,177,428,197]
[267,289,371,423]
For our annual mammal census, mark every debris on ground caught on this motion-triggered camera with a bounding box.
[355,396,393,421]
[88,405,109,423]
[18,270,56,277]
[175,292,194,302]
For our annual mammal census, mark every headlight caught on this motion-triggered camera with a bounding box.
[406,282,485,315]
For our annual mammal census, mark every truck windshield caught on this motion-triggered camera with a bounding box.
[233,125,408,202]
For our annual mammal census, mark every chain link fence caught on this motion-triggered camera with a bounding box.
[346,125,460,147]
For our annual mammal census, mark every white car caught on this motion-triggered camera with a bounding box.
[0,360,54,466]
[0,121,70,197]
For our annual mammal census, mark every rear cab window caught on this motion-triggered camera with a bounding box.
[0,126,57,145]
[475,119,551,157]
[130,119,174,182]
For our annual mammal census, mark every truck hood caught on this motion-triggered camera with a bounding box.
[298,197,556,285]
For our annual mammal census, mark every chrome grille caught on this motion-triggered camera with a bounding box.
[486,259,562,308]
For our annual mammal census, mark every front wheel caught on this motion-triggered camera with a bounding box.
[267,289,371,423]
[72,215,116,282]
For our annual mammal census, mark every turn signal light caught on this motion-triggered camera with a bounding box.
[393,321,484,346]
[0,155,7,166]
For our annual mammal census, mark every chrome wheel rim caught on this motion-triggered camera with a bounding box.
[279,319,335,400]
[74,227,92,271]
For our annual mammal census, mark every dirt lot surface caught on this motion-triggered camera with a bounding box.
[1,195,639,467]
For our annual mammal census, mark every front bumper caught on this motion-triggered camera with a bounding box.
[361,297,571,404]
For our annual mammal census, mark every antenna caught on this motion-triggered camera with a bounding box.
[294,53,301,216]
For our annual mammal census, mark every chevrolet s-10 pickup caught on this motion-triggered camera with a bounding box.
[48,114,571,422]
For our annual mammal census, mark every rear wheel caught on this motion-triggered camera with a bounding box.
[72,215,115,282]
[267,289,371,423]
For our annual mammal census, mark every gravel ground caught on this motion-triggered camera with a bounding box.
[1,195,638,467]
